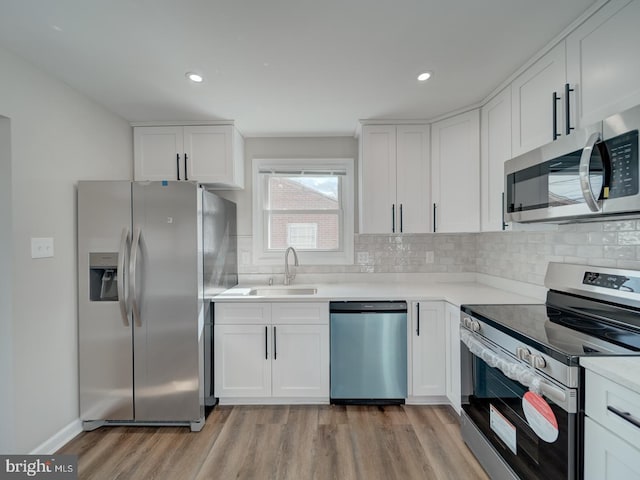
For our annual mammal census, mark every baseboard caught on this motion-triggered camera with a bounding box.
[218,397,330,405]
[30,418,82,455]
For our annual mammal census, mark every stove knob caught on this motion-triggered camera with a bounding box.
[516,347,531,362]
[470,320,481,332]
[532,354,547,369]
[462,317,472,329]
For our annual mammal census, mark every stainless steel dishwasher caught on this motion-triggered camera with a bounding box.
[330,301,407,404]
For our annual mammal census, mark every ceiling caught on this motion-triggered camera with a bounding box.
[0,0,597,136]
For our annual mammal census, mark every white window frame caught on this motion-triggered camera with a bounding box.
[252,158,354,265]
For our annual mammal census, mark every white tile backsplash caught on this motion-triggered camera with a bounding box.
[238,219,640,286]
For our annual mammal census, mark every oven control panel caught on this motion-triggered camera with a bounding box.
[582,271,640,292]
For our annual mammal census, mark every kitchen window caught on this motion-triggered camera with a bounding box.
[252,158,354,265]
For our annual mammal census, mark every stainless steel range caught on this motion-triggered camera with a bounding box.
[460,262,640,480]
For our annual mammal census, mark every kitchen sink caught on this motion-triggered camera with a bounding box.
[249,287,317,296]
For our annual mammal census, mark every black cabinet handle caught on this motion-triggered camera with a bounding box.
[273,326,277,360]
[265,326,268,360]
[552,91,562,141]
[176,154,181,181]
[184,154,188,181]
[607,405,640,430]
[400,204,403,233]
[416,302,420,336]
[433,203,437,233]
[392,204,395,233]
[565,83,575,136]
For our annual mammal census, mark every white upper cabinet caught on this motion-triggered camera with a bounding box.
[134,124,244,189]
[567,0,640,128]
[360,124,430,234]
[481,86,511,232]
[511,42,567,156]
[431,109,480,233]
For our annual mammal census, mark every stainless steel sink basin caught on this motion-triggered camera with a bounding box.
[249,287,317,296]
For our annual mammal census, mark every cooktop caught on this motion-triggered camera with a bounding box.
[461,299,640,361]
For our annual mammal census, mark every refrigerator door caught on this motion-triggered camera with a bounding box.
[131,182,202,421]
[78,181,134,421]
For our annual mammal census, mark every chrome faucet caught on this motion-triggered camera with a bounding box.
[284,247,299,285]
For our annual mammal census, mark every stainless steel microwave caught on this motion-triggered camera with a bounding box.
[505,105,640,223]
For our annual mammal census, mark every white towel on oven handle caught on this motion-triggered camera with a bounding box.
[460,329,565,403]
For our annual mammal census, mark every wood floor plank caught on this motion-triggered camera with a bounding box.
[59,404,490,480]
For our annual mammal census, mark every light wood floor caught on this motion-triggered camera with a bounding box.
[58,405,489,480]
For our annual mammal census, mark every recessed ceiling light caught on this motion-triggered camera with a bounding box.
[417,72,432,82]
[186,72,204,83]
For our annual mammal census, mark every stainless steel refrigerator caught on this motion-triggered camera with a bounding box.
[77,181,237,431]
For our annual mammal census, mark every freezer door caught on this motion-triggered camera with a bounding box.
[132,182,202,421]
[78,181,134,421]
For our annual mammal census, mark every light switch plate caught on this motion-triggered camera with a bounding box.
[31,237,54,258]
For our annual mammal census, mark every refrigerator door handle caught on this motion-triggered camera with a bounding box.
[130,226,143,327]
[117,228,131,326]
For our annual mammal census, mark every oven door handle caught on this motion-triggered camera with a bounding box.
[460,329,567,404]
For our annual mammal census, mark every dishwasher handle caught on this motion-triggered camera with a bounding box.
[330,301,407,314]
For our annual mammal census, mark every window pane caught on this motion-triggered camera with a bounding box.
[268,213,339,250]
[268,176,339,210]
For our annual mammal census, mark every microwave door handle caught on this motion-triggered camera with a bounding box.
[579,132,603,213]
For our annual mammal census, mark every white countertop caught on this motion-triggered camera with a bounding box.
[580,356,640,395]
[212,281,540,307]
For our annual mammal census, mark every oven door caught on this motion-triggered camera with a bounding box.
[460,329,577,480]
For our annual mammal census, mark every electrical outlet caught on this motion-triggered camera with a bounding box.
[31,237,54,258]
[357,251,369,264]
[425,251,434,264]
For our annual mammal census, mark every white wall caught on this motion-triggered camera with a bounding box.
[0,116,14,453]
[0,46,132,453]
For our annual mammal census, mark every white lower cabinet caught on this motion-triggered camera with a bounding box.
[444,303,461,414]
[214,302,329,403]
[214,324,272,397]
[271,324,329,398]
[584,417,640,480]
[411,301,446,397]
[584,369,640,479]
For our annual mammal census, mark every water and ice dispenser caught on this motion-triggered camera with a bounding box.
[89,252,119,301]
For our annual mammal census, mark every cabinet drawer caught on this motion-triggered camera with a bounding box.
[584,416,640,480]
[585,370,640,448]
[271,302,329,325]
[214,303,271,324]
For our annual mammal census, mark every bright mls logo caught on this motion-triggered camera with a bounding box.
[0,455,77,480]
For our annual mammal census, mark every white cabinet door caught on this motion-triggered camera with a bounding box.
[214,324,271,398]
[134,125,244,188]
[360,125,398,233]
[184,125,244,188]
[411,301,446,397]
[134,126,184,181]
[271,324,329,398]
[481,86,511,232]
[445,303,461,414]
[431,109,480,233]
[396,125,431,233]
[567,0,640,129]
[511,42,566,156]
[584,416,640,480]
